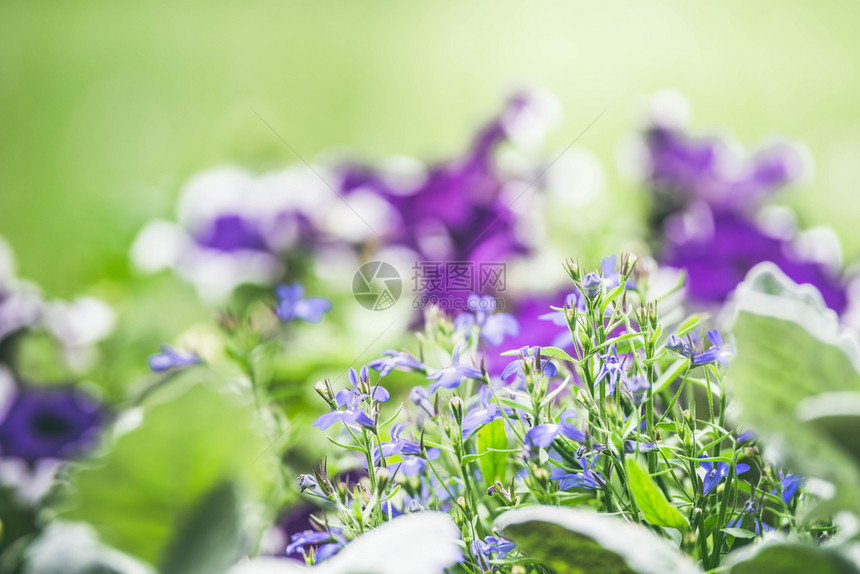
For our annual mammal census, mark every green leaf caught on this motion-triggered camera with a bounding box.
[727,540,860,574]
[161,482,243,574]
[726,264,860,518]
[624,458,688,531]
[496,506,703,574]
[721,527,756,539]
[476,419,508,487]
[59,375,275,565]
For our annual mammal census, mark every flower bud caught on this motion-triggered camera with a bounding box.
[376,467,391,493]
[449,396,464,426]
[456,496,468,512]
[314,380,333,403]
[408,499,425,513]
[582,272,603,299]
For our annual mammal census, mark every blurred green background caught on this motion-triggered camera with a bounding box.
[2,0,859,299]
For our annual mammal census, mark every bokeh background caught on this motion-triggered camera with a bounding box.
[2,0,859,312]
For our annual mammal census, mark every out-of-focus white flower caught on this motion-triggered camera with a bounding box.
[43,296,116,371]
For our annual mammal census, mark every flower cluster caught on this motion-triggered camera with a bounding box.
[297,257,810,572]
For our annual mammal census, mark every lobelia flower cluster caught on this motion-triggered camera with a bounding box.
[291,256,814,572]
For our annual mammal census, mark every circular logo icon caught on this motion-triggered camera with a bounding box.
[352,261,402,311]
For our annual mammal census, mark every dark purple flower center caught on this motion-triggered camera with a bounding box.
[195,214,268,252]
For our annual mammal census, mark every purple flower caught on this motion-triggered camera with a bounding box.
[594,347,627,395]
[525,410,585,448]
[461,386,512,439]
[454,294,519,347]
[409,385,435,416]
[426,346,483,394]
[500,346,558,386]
[368,350,424,378]
[691,329,732,367]
[774,471,803,505]
[368,422,440,476]
[550,454,604,489]
[623,375,651,404]
[147,344,200,373]
[471,535,516,570]
[275,283,332,323]
[0,385,103,463]
[726,501,775,536]
[699,458,750,495]
[313,371,382,431]
[286,528,346,562]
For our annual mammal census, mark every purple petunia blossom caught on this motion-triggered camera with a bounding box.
[699,458,750,495]
[368,350,424,378]
[454,294,519,347]
[525,409,585,448]
[0,385,103,463]
[275,283,332,323]
[147,344,200,373]
[550,454,604,490]
[426,346,483,394]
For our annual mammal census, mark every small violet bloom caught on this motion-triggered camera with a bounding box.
[454,294,519,347]
[594,347,628,395]
[774,471,804,505]
[500,346,558,386]
[275,283,332,323]
[368,422,440,476]
[461,385,512,439]
[426,345,483,394]
[313,367,384,431]
[286,528,346,562]
[147,344,200,373]
[368,350,424,378]
[526,409,585,448]
[409,385,435,416]
[692,329,732,367]
[471,535,516,570]
[581,272,603,299]
[700,458,750,495]
[550,454,604,490]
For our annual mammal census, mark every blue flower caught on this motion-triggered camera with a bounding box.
[461,385,512,439]
[500,346,558,385]
[594,347,628,395]
[667,330,732,368]
[692,329,732,367]
[368,350,424,378]
[454,294,519,347]
[275,283,332,323]
[699,458,750,495]
[550,454,604,489]
[726,501,774,536]
[471,535,516,570]
[426,345,483,394]
[368,422,440,476]
[286,528,346,562]
[526,410,585,448]
[409,385,435,416]
[313,369,383,430]
[147,344,200,373]
[774,471,803,504]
